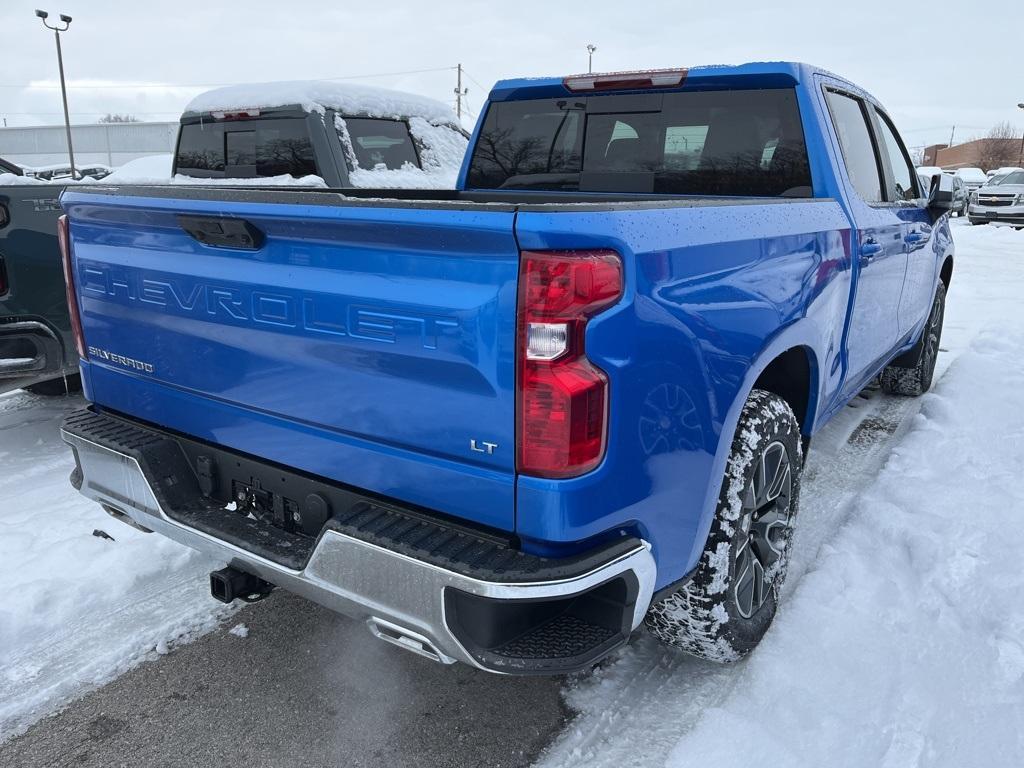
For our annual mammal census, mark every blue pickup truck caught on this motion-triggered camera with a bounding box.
[59,62,955,673]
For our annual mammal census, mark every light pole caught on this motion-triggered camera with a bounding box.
[35,9,75,178]
[587,44,597,74]
[1018,103,1024,167]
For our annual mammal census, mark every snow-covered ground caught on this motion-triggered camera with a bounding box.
[538,220,1024,767]
[0,393,232,739]
[1,219,1021,761]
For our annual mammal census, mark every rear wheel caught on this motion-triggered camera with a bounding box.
[24,373,81,397]
[880,282,945,397]
[644,390,802,662]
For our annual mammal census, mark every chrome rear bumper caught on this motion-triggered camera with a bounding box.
[62,418,656,674]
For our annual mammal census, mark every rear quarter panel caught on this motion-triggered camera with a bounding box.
[515,200,852,587]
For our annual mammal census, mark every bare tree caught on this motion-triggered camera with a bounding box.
[976,122,1020,171]
[98,113,140,123]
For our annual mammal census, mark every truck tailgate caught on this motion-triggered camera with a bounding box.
[62,189,519,530]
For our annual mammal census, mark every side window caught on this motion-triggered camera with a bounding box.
[874,110,919,202]
[341,118,420,171]
[825,90,883,203]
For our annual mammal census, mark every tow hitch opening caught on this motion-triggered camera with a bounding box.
[209,566,274,604]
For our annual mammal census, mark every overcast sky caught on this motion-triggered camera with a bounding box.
[2,0,1021,153]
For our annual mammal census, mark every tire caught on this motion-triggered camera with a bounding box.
[644,390,802,662]
[880,282,945,397]
[24,373,81,396]
[967,217,979,226]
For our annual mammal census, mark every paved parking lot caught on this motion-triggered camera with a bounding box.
[2,591,570,768]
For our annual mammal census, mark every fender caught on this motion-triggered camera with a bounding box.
[683,319,821,572]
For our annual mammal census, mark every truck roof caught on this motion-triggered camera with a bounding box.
[488,61,872,103]
[183,80,459,126]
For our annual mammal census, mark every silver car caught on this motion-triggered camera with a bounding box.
[968,170,1024,228]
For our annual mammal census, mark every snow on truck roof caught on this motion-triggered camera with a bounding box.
[184,80,457,125]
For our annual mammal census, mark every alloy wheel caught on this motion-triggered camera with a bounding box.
[734,441,793,619]
[921,289,944,384]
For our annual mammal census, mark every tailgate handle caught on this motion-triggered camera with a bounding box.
[177,215,264,250]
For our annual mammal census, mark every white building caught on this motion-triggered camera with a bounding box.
[0,121,177,169]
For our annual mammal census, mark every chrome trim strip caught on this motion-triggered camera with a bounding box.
[62,429,657,673]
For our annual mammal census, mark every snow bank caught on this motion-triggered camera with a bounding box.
[538,222,1024,768]
[185,80,457,125]
[100,154,173,184]
[665,329,1024,766]
[0,393,232,740]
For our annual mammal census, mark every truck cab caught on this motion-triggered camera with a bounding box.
[173,80,469,188]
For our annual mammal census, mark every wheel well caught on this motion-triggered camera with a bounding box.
[752,347,813,433]
[940,256,953,289]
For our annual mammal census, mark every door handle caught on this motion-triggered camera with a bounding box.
[177,215,264,250]
[860,240,883,260]
[904,231,925,245]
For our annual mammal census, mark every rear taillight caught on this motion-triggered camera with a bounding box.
[58,214,86,358]
[517,250,622,478]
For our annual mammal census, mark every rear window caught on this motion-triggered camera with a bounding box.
[466,88,811,196]
[175,117,316,178]
[339,118,420,170]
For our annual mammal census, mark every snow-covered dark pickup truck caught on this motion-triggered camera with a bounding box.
[59,63,955,674]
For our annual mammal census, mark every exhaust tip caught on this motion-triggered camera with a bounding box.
[366,617,456,665]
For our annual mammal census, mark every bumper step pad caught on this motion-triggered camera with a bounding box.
[62,408,640,579]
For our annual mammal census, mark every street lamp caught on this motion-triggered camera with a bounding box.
[1018,103,1024,167]
[35,9,75,178]
[587,44,597,74]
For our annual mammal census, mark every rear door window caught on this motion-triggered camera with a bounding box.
[175,117,316,178]
[824,91,883,203]
[340,118,420,170]
[466,88,811,196]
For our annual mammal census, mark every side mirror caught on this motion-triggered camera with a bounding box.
[927,173,955,220]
